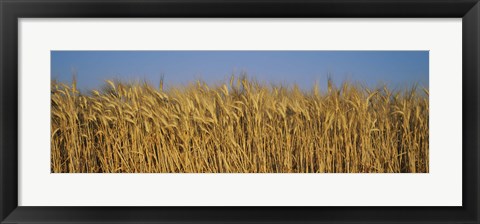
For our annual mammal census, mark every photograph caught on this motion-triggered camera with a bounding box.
[3,0,477,222]
[50,50,429,173]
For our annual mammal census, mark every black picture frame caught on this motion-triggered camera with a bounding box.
[1,0,479,223]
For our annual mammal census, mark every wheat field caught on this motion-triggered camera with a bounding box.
[51,75,429,173]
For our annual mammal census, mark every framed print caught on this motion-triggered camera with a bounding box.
[1,0,479,223]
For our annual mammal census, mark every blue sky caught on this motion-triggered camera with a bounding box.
[51,51,428,92]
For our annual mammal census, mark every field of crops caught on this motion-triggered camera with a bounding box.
[51,75,429,173]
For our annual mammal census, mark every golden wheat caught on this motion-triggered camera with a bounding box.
[51,75,429,173]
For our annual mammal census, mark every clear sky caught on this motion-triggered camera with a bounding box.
[51,51,428,92]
